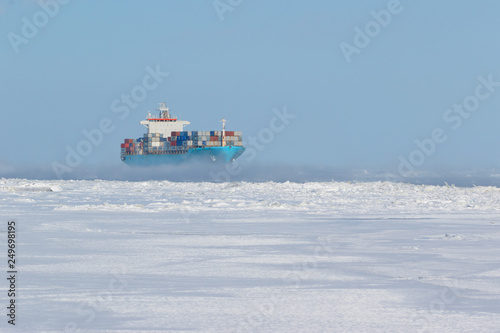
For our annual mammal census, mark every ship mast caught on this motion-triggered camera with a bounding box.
[158,102,170,119]
[221,118,226,147]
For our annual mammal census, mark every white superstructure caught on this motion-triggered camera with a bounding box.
[140,103,190,137]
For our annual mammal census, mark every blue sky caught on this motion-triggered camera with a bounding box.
[2,0,500,180]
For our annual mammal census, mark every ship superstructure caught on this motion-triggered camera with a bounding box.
[139,103,190,138]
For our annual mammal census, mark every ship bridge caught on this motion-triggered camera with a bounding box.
[140,103,190,137]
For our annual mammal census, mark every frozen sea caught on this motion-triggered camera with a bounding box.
[1,178,500,332]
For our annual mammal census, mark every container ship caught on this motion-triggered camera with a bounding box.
[120,103,245,166]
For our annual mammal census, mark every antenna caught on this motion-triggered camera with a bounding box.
[157,102,170,118]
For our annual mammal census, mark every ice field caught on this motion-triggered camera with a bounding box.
[1,178,500,332]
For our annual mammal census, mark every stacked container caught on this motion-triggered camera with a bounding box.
[169,130,243,148]
[121,129,243,158]
[120,139,136,154]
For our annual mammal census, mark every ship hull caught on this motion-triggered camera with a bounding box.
[122,146,245,166]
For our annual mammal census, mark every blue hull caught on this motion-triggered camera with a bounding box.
[122,146,245,166]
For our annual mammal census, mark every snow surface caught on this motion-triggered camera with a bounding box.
[1,179,500,332]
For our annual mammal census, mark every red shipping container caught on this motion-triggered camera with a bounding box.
[210,136,219,141]
[168,137,171,142]
[171,141,177,146]
[226,131,234,136]
[121,143,126,148]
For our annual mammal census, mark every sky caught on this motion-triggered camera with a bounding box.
[2,0,500,182]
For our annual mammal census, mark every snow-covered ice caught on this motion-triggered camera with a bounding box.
[1,179,500,332]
